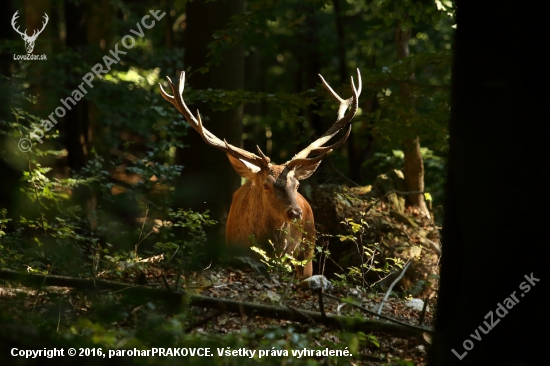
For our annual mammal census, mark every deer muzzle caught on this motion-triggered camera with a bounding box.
[287,207,303,220]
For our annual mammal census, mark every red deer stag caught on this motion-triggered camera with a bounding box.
[159,70,361,277]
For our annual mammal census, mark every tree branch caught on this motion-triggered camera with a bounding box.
[0,269,428,338]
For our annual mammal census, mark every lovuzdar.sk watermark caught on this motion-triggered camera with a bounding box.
[11,10,48,60]
[451,272,540,360]
[17,10,166,153]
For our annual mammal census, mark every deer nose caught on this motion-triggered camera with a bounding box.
[287,208,302,220]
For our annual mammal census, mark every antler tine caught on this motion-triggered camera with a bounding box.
[286,125,351,167]
[256,146,271,164]
[37,13,49,35]
[28,13,49,40]
[354,68,362,96]
[318,74,345,103]
[305,124,352,157]
[11,11,26,37]
[178,70,185,96]
[158,77,176,104]
[286,69,361,165]
[159,72,268,168]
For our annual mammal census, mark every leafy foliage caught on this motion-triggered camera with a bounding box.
[1,0,450,363]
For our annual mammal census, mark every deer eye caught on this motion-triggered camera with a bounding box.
[263,183,270,190]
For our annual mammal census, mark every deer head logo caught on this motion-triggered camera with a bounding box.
[11,11,49,54]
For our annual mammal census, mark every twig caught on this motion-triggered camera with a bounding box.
[285,304,315,324]
[326,159,360,187]
[183,310,223,333]
[31,271,50,313]
[279,272,295,306]
[166,245,180,264]
[137,205,149,243]
[57,305,61,333]
[419,237,442,256]
[366,190,424,212]
[376,260,412,317]
[323,292,432,334]
[418,294,432,326]
[161,275,173,293]
[317,288,327,319]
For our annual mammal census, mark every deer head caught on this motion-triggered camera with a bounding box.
[11,11,49,54]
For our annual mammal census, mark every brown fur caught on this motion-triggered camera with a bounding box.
[225,158,315,277]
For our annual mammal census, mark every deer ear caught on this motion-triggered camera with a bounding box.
[226,154,260,179]
[294,161,322,180]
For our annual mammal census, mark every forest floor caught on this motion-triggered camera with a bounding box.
[182,266,434,365]
[1,261,435,365]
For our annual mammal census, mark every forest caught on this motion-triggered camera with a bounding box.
[0,0,546,365]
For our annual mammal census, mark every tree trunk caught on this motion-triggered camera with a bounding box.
[428,2,547,365]
[332,0,347,83]
[395,21,429,216]
[0,1,15,76]
[64,0,90,172]
[65,0,113,237]
[0,1,22,224]
[24,0,53,114]
[304,18,322,138]
[85,0,113,160]
[178,0,244,259]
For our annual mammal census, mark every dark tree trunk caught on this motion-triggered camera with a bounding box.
[159,0,174,50]
[178,0,244,259]
[64,0,113,237]
[332,0,347,83]
[84,0,113,160]
[24,0,53,114]
[0,0,15,76]
[0,1,21,223]
[64,0,113,171]
[299,6,322,141]
[428,3,547,365]
[348,45,377,184]
[243,48,265,154]
[293,5,324,180]
[395,21,429,216]
[64,0,89,172]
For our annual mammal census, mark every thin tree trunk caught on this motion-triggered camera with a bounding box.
[65,0,113,237]
[160,0,174,50]
[24,0,52,114]
[64,0,89,171]
[332,0,347,82]
[243,48,264,153]
[178,0,244,260]
[0,1,21,224]
[303,6,323,138]
[0,1,15,76]
[395,21,429,216]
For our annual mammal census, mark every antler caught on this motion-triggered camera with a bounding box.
[159,72,270,169]
[285,69,362,168]
[11,11,26,38]
[11,11,49,40]
[32,13,49,40]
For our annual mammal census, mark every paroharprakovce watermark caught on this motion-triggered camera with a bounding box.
[17,10,166,152]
